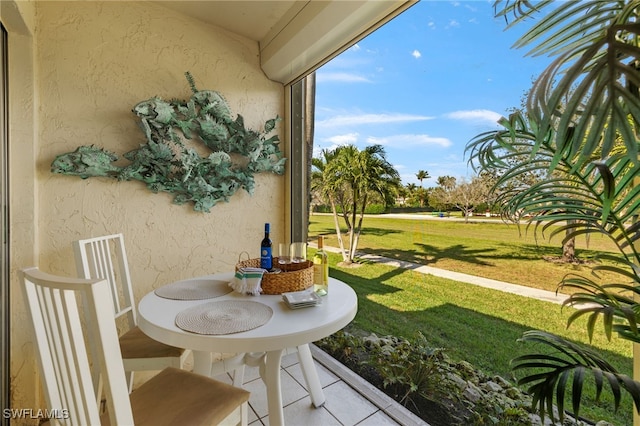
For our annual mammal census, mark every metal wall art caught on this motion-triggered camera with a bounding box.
[51,73,285,212]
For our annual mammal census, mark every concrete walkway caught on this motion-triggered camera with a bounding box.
[313,243,571,306]
[357,253,569,305]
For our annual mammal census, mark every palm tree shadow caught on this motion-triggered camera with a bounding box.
[364,244,498,267]
[362,241,589,269]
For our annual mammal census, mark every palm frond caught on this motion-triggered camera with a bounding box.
[468,110,640,262]
[493,1,640,169]
[474,3,640,422]
[512,331,640,422]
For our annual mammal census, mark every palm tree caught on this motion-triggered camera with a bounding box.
[312,144,400,263]
[311,149,348,261]
[415,170,430,207]
[464,0,640,422]
[416,170,430,187]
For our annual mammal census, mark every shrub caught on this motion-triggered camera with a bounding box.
[315,330,578,426]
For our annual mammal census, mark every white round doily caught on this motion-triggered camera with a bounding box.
[175,300,273,335]
[155,279,232,300]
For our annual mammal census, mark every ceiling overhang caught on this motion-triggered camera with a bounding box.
[260,0,415,84]
[156,1,416,84]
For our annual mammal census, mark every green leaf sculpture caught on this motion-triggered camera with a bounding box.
[51,72,286,212]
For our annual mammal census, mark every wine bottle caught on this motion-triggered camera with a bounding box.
[260,223,273,270]
[313,236,329,296]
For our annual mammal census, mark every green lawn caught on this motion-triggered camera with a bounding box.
[309,214,621,294]
[308,214,634,425]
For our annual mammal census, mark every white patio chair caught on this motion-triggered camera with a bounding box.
[73,233,189,392]
[19,267,249,426]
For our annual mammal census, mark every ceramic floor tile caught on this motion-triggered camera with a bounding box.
[280,350,300,368]
[249,416,264,426]
[261,397,342,426]
[241,364,262,383]
[356,410,402,425]
[246,403,261,424]
[322,381,380,425]
[285,359,340,391]
[202,348,411,426]
[246,369,308,419]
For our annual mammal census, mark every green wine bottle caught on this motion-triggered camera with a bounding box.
[313,236,328,296]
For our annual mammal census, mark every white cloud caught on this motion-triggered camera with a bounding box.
[394,163,407,171]
[445,109,502,126]
[316,72,372,83]
[366,134,452,148]
[326,133,359,145]
[412,50,422,59]
[447,19,460,28]
[313,133,361,157]
[317,113,434,128]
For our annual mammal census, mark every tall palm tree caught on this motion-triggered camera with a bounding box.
[311,149,348,261]
[465,0,640,422]
[416,170,430,187]
[415,170,430,207]
[313,144,400,263]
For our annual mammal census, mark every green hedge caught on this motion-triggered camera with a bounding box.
[312,204,389,214]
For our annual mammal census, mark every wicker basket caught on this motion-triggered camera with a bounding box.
[235,257,314,295]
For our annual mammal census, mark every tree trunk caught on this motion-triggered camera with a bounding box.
[345,196,359,262]
[329,195,348,262]
[350,195,367,262]
[561,221,577,262]
[561,237,577,262]
[351,208,366,261]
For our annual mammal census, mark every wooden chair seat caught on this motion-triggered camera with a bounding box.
[101,367,249,426]
[119,326,184,359]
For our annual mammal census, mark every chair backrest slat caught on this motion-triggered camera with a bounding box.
[19,267,134,426]
[91,238,122,315]
[73,234,137,329]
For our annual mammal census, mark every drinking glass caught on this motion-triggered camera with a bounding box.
[277,243,291,271]
[290,242,307,263]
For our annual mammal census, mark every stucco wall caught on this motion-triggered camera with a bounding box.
[6,1,285,421]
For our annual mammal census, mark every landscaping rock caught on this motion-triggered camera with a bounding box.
[316,330,600,426]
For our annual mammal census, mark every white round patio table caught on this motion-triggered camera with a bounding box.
[137,272,357,426]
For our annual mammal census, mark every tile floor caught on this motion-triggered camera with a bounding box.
[213,345,426,426]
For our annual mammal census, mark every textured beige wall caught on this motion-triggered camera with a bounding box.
[6,1,285,420]
[2,0,39,420]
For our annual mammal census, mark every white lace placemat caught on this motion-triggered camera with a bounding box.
[155,278,232,300]
[175,300,273,335]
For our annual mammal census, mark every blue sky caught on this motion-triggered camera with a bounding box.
[314,0,550,187]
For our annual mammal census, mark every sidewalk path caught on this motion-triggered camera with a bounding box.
[314,243,570,306]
